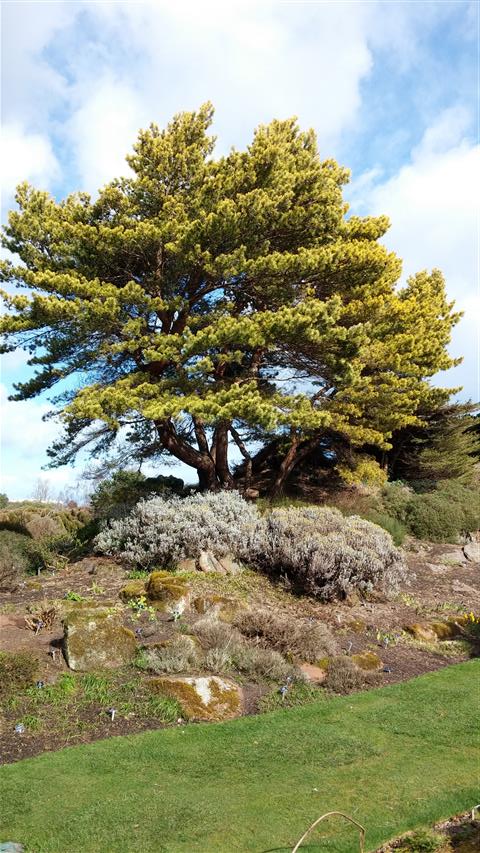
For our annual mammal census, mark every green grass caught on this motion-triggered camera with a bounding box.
[1,661,479,853]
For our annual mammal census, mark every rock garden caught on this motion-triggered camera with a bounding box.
[0,488,478,766]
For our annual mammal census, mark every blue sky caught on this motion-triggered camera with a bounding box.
[1,0,478,500]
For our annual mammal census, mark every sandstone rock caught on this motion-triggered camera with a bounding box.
[351,651,383,671]
[439,550,467,566]
[463,542,480,563]
[299,663,327,683]
[145,571,190,613]
[63,608,137,671]
[198,551,227,574]
[244,488,260,499]
[217,555,243,575]
[192,595,239,622]
[429,620,460,640]
[404,623,438,642]
[148,675,242,721]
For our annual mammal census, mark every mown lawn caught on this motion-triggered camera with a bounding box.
[1,660,478,853]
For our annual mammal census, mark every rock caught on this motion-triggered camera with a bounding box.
[148,675,242,721]
[463,542,480,563]
[244,488,260,499]
[404,623,438,642]
[198,551,227,574]
[145,571,190,613]
[299,663,327,683]
[351,651,383,671]
[217,555,243,576]
[176,558,197,572]
[439,550,467,566]
[0,844,25,853]
[429,621,460,640]
[192,595,239,622]
[63,607,137,671]
[452,580,477,596]
[119,579,145,601]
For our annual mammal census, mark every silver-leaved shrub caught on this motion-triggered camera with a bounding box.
[95,490,260,568]
[245,506,406,601]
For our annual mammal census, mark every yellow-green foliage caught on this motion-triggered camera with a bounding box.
[337,455,388,488]
[0,105,460,487]
[351,651,383,671]
[119,579,146,601]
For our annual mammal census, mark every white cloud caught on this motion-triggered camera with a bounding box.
[351,106,479,401]
[1,123,60,203]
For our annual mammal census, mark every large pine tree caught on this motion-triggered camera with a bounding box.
[0,105,461,492]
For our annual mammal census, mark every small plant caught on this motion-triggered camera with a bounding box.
[127,569,150,580]
[127,595,156,621]
[64,590,85,602]
[234,609,337,662]
[89,581,105,595]
[138,635,199,674]
[395,830,445,852]
[324,656,380,694]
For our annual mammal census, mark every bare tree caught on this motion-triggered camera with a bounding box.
[32,478,52,503]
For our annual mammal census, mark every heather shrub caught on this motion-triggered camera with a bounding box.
[95,491,260,568]
[324,655,380,694]
[234,609,338,662]
[246,506,406,601]
[138,636,200,674]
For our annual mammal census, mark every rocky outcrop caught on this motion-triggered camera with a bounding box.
[145,571,190,614]
[63,607,137,671]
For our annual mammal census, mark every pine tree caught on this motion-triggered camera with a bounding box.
[0,105,462,491]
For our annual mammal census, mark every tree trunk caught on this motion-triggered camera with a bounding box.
[213,421,233,487]
[270,436,318,497]
[156,418,217,490]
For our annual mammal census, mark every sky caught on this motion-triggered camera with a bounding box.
[0,0,478,500]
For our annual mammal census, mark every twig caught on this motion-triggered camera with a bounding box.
[291,810,366,853]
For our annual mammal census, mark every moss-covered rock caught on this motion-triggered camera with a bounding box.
[119,579,146,601]
[405,623,438,642]
[145,571,190,613]
[148,675,242,721]
[192,595,238,622]
[63,607,137,671]
[351,651,383,671]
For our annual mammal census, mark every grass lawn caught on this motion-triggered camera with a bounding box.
[1,660,478,853]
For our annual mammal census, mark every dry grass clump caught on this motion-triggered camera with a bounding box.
[324,655,381,694]
[139,635,200,674]
[234,609,337,663]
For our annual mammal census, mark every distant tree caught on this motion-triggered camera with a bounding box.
[0,104,461,494]
[32,478,52,503]
[387,402,480,486]
[0,493,8,509]
[90,469,184,519]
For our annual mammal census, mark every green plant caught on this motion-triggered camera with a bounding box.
[0,651,39,699]
[364,511,407,545]
[258,682,323,712]
[0,493,8,508]
[89,582,105,595]
[127,595,156,621]
[127,569,150,580]
[395,830,445,852]
[64,590,85,602]
[90,470,184,520]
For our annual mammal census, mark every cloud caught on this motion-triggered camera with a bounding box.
[350,106,479,401]
[0,123,60,204]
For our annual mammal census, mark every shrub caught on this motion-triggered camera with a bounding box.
[192,615,241,650]
[0,651,38,699]
[96,491,260,568]
[0,493,8,509]
[231,645,298,682]
[138,636,200,674]
[90,470,184,520]
[404,481,480,542]
[363,511,407,546]
[234,609,337,662]
[246,506,406,602]
[324,655,380,694]
[395,831,445,853]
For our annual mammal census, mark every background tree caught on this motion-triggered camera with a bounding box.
[0,105,461,493]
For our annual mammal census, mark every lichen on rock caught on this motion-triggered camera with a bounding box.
[145,571,190,613]
[63,607,137,671]
[148,675,242,721]
[351,651,383,671]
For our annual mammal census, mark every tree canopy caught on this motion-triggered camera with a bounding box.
[0,104,462,492]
